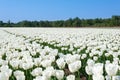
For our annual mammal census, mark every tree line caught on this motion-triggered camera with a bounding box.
[0,15,120,27]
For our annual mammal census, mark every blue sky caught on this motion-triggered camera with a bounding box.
[0,0,120,22]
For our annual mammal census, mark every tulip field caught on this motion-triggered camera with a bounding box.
[0,28,120,80]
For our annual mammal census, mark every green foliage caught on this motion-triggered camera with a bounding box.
[2,53,6,60]
[0,15,120,27]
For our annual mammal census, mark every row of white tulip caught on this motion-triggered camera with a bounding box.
[0,28,120,80]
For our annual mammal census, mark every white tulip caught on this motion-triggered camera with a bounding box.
[33,76,48,80]
[21,62,33,70]
[42,66,55,78]
[105,53,111,57]
[89,53,94,57]
[68,60,81,73]
[67,75,75,80]
[14,70,25,80]
[81,54,87,59]
[93,56,98,61]
[106,60,110,64]
[49,56,55,62]
[9,59,20,69]
[65,54,80,64]
[56,58,66,69]
[0,65,12,76]
[85,66,93,75]
[92,63,103,75]
[65,54,73,64]
[31,68,42,77]
[50,49,58,56]
[112,76,120,80]
[58,53,65,58]
[87,59,95,66]
[55,70,64,80]
[0,59,8,65]
[41,60,52,68]
[105,75,111,80]
[0,72,9,80]
[92,75,104,80]
[34,58,42,66]
[105,63,118,76]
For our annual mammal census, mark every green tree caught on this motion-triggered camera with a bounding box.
[72,17,81,27]
[111,15,120,26]
[4,20,13,27]
[17,20,32,27]
[0,21,4,27]
[64,18,73,27]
